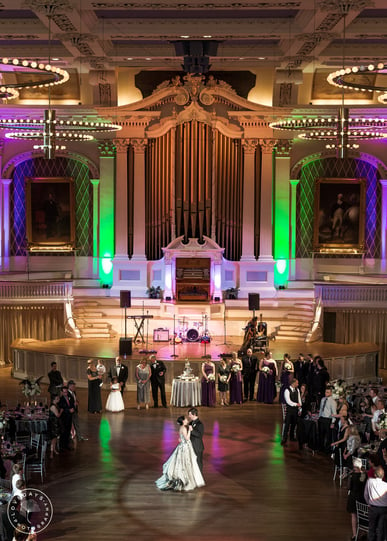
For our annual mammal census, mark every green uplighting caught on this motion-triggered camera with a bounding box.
[99,417,112,466]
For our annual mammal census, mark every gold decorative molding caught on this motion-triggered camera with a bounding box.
[275,139,293,157]
[114,138,131,153]
[242,139,259,154]
[130,138,148,153]
[98,141,116,157]
[259,138,277,154]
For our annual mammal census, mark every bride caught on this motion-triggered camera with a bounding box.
[156,416,205,492]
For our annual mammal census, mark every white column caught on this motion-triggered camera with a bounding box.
[289,179,300,280]
[259,138,276,261]
[380,179,387,271]
[114,138,130,258]
[241,139,258,261]
[131,138,147,261]
[90,178,100,276]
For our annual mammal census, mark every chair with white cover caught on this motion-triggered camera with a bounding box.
[333,447,346,487]
[25,440,47,483]
[355,501,369,540]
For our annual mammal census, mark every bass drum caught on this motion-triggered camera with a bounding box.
[186,327,199,342]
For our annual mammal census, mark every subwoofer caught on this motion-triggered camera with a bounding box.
[120,290,131,308]
[119,337,132,356]
[248,293,260,311]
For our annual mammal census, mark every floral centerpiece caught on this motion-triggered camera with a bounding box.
[207,373,215,382]
[379,414,387,430]
[20,376,43,398]
[330,378,349,400]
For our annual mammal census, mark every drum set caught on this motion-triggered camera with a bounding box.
[173,315,210,343]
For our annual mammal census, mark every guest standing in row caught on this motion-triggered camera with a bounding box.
[47,361,64,400]
[318,387,337,453]
[257,352,277,404]
[87,359,102,413]
[242,348,258,402]
[109,356,128,396]
[281,378,301,446]
[218,358,230,406]
[279,354,294,404]
[150,355,167,408]
[47,395,62,458]
[58,386,75,450]
[229,352,243,405]
[136,358,151,410]
[201,359,216,407]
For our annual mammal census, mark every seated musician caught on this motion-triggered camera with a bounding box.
[241,316,258,352]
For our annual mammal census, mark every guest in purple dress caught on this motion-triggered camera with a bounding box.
[229,352,243,405]
[279,354,294,404]
[257,352,278,404]
[201,360,216,407]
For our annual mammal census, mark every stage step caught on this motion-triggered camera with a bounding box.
[272,300,315,343]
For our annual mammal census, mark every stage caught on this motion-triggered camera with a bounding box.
[11,335,379,389]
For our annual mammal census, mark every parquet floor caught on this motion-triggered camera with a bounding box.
[0,367,352,541]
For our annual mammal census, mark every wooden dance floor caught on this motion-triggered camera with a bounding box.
[0,366,352,541]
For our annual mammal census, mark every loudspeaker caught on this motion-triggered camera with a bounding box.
[248,293,260,311]
[214,296,220,302]
[120,290,131,308]
[119,337,132,356]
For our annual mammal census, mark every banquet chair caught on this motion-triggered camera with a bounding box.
[333,447,345,487]
[15,433,30,447]
[355,501,369,540]
[25,441,47,483]
[26,433,41,461]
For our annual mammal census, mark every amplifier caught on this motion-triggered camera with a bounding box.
[153,328,170,342]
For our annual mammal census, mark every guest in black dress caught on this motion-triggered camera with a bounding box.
[58,386,75,451]
[346,457,366,541]
[48,395,62,458]
[87,359,102,413]
[218,358,230,406]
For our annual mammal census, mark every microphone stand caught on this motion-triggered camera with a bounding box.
[171,314,178,358]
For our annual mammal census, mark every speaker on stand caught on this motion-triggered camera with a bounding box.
[120,290,131,356]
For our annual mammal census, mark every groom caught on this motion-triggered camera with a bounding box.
[188,407,204,473]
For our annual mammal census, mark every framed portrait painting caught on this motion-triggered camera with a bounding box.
[26,177,75,250]
[313,177,366,251]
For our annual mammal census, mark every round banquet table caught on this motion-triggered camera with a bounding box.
[170,378,202,407]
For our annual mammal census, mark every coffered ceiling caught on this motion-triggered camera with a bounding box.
[0,0,385,74]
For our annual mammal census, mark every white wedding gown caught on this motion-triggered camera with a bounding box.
[105,383,125,412]
[156,433,205,492]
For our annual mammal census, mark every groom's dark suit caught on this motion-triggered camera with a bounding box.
[108,361,128,395]
[190,418,204,472]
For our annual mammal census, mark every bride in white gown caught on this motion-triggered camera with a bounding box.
[156,416,205,492]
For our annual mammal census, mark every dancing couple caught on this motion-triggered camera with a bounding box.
[156,407,205,492]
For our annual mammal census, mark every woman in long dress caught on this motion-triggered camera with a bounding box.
[229,351,243,405]
[156,416,205,492]
[105,377,125,412]
[87,359,102,413]
[257,351,278,404]
[218,358,230,406]
[48,394,62,458]
[201,359,216,407]
[135,358,151,410]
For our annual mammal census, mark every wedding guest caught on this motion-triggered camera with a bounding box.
[47,394,62,458]
[343,425,361,467]
[318,387,337,453]
[201,358,216,407]
[369,388,380,406]
[372,399,386,436]
[68,380,87,442]
[135,358,151,410]
[364,465,387,541]
[108,356,129,396]
[229,352,243,405]
[150,355,167,408]
[11,464,23,496]
[58,386,75,451]
[105,377,125,413]
[47,361,64,400]
[299,383,312,417]
[314,357,330,404]
[347,457,366,541]
[281,378,301,446]
[96,359,106,387]
[294,353,307,385]
[242,348,258,402]
[87,360,102,414]
[331,415,350,469]
[279,354,294,404]
[218,358,230,406]
[257,351,277,404]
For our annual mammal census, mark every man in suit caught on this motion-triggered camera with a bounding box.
[281,378,301,446]
[188,407,204,473]
[294,353,307,385]
[58,386,75,451]
[149,354,167,408]
[108,356,128,396]
[67,380,87,442]
[47,361,64,400]
[242,348,258,401]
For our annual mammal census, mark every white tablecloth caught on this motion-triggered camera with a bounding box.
[170,379,201,407]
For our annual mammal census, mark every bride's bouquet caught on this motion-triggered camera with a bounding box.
[207,373,215,382]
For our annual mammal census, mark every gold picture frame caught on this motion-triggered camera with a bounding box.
[26,177,75,250]
[313,177,366,252]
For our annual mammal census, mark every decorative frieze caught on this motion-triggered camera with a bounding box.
[98,141,116,157]
[259,138,277,154]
